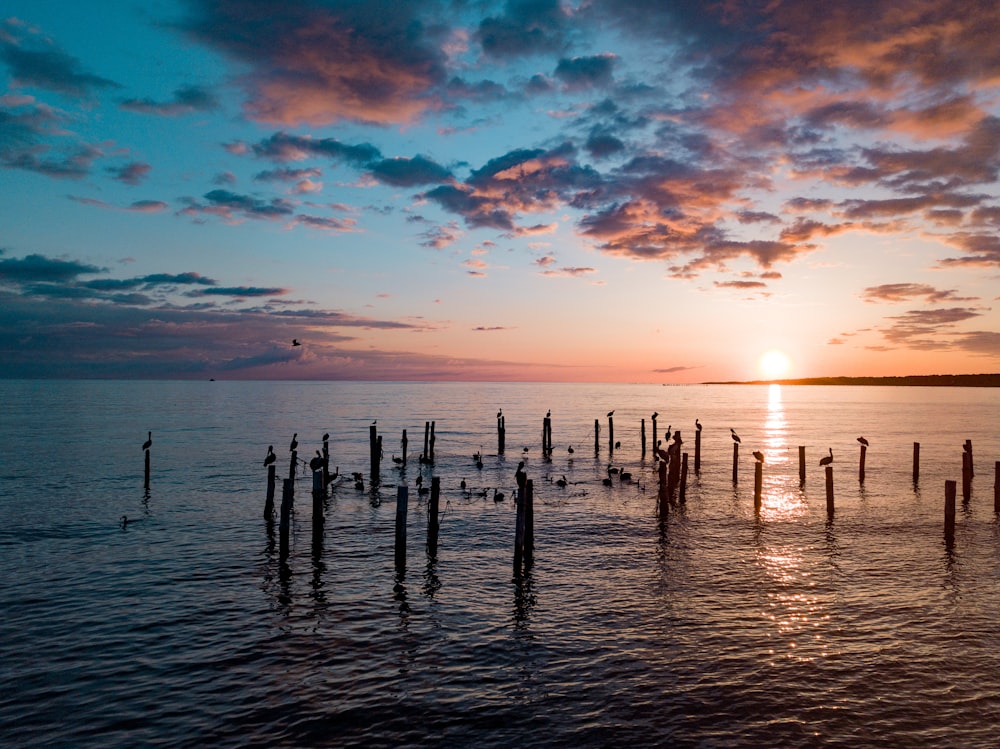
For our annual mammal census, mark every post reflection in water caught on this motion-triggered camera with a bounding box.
[511,571,536,629]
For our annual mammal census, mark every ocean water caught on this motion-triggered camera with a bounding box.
[1,380,999,747]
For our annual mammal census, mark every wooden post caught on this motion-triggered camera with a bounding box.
[498,414,505,454]
[912,442,920,485]
[311,472,324,540]
[993,461,999,514]
[427,477,440,557]
[264,464,276,518]
[945,479,956,541]
[608,415,614,454]
[798,446,806,484]
[754,460,762,510]
[514,482,526,574]
[288,450,297,483]
[312,469,324,494]
[401,429,408,467]
[694,428,701,473]
[423,421,430,461]
[279,479,292,556]
[732,442,739,484]
[429,421,436,462]
[369,424,380,484]
[962,451,971,502]
[679,452,688,504]
[543,416,552,458]
[524,479,534,568]
[322,436,330,488]
[144,449,150,490]
[641,419,647,459]
[594,419,600,456]
[667,442,681,500]
[651,415,659,461]
[825,465,834,516]
[966,440,974,477]
[657,446,669,517]
[859,444,867,484]
[394,486,408,572]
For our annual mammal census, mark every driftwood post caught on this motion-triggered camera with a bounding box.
[288,450,297,483]
[966,440,974,477]
[656,445,669,517]
[594,419,600,457]
[322,434,330,488]
[945,479,956,541]
[962,451,972,502]
[279,479,293,556]
[732,442,739,484]
[395,485,408,572]
[798,446,806,484]
[859,444,867,484]
[679,452,688,504]
[514,481,527,574]
[427,476,440,557]
[754,460,763,510]
[264,464,276,518]
[143,431,151,490]
[543,415,552,459]
[311,472,324,540]
[825,466,834,516]
[912,442,920,485]
[370,424,380,484]
[641,419,647,459]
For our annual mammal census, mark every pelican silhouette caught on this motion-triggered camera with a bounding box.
[602,469,613,487]
[289,433,298,451]
[497,409,502,419]
[620,468,632,481]
[546,409,551,418]
[292,339,301,346]
[556,475,567,487]
[752,450,764,463]
[392,454,404,464]
[857,436,869,446]
[607,410,614,417]
[322,432,329,442]
[819,448,834,467]
[696,419,702,432]
[493,488,505,502]
[567,445,574,454]
[652,412,658,419]
[730,428,741,444]
[664,425,672,441]
[142,431,152,451]
[309,451,324,471]
[263,446,276,467]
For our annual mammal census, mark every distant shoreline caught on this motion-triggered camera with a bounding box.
[702,373,1000,387]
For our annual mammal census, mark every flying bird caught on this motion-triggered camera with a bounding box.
[752,450,764,463]
[857,436,869,446]
[142,431,152,451]
[263,446,276,467]
[730,429,741,444]
[819,448,834,467]
[292,339,301,346]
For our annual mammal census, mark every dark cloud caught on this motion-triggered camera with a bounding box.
[653,366,700,374]
[0,253,105,283]
[939,232,1000,267]
[476,0,567,59]
[554,54,616,89]
[0,22,119,97]
[179,189,295,221]
[368,155,452,187]
[251,132,381,165]
[422,185,515,230]
[197,286,287,297]
[106,161,151,185]
[254,166,322,183]
[119,84,219,116]
[584,132,625,159]
[878,307,985,350]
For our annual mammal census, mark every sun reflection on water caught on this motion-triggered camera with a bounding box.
[758,385,808,521]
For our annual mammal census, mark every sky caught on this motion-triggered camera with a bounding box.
[1,0,999,382]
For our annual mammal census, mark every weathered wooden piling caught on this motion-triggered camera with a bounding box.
[370,424,380,484]
[542,415,552,458]
[288,450,297,483]
[279,479,293,556]
[427,477,440,557]
[608,414,615,454]
[322,435,330,488]
[966,440,974,477]
[945,479,956,540]
[594,419,600,456]
[754,460,762,510]
[825,466,834,515]
[912,442,920,484]
[264,464,276,518]
[395,485,408,572]
[694,427,701,473]
[962,451,971,502]
[651,414,659,461]
[798,446,806,484]
[429,421,436,462]
[144,449,150,490]
[311,472,324,540]
[312,469,324,494]
[641,419,647,459]
[401,429,408,467]
[514,481,527,574]
[497,414,505,454]
[679,452,688,504]
[859,444,867,484]
[667,438,682,500]
[423,421,430,461]
[524,479,534,568]
[993,461,999,513]
[657,446,669,516]
[732,442,739,484]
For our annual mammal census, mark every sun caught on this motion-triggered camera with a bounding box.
[758,350,791,380]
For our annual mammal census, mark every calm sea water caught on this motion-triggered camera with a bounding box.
[1,380,999,747]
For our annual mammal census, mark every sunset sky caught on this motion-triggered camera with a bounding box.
[2,0,999,382]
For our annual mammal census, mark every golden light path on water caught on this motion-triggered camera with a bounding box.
[756,384,829,665]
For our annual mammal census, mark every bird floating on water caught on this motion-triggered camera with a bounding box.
[556,475,567,487]
[263,446,276,467]
[292,339,301,346]
[752,450,764,463]
[392,454,403,465]
[620,468,632,481]
[493,488,505,502]
[730,428,741,444]
[819,448,834,467]
[142,431,152,451]
[567,445,574,454]
[857,436,869,446]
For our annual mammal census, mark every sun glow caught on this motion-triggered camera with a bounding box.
[759,350,791,380]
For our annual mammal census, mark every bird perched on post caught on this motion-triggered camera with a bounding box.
[142,431,152,451]
[322,432,329,442]
[263,446,276,467]
[289,433,298,452]
[607,410,614,417]
[752,450,764,463]
[309,451,324,471]
[857,436,869,446]
[696,419,702,432]
[730,428,741,443]
[819,448,834,467]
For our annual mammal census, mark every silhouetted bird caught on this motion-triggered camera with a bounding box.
[602,469,613,487]
[460,478,467,490]
[493,488,505,502]
[354,478,365,490]
[289,433,298,451]
[730,428,741,444]
[620,468,632,481]
[322,432,329,442]
[857,436,869,446]
[652,412,658,419]
[696,419,702,432]
[546,409,551,418]
[392,454,403,464]
[608,465,620,475]
[664,425,672,441]
[309,451,324,471]
[819,448,834,467]
[497,409,502,419]
[292,339,301,346]
[522,447,529,454]
[556,475,567,487]
[142,431,152,451]
[752,450,764,463]
[607,410,614,417]
[614,441,621,449]
[263,446,276,467]
[418,485,430,496]
[416,474,423,487]
[567,445,574,454]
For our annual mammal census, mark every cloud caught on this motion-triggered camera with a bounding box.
[539,266,595,278]
[939,233,1000,268]
[179,189,295,222]
[106,161,151,185]
[251,132,381,165]
[254,166,322,183]
[861,283,977,304]
[554,54,617,89]
[0,252,105,283]
[67,195,168,213]
[0,20,119,97]
[119,84,219,116]
[476,0,567,59]
[368,155,452,187]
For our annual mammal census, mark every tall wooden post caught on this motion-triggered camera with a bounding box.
[401,429,408,467]
[651,415,659,461]
[679,452,688,504]
[427,477,440,557]
[279,479,293,556]
[543,416,552,458]
[498,414,505,454]
[524,479,534,568]
[641,419,647,459]
[694,428,701,473]
[798,446,806,484]
[608,414,614,454]
[966,440,974,477]
[754,461,763,510]
[429,421,436,462]
[264,464,276,518]
[825,466,834,516]
[912,442,920,485]
[732,443,739,483]
[423,421,430,461]
[311,471,324,541]
[370,424,380,484]
[859,444,867,484]
[322,435,330,488]
[993,461,999,514]
[514,482,527,574]
[594,419,600,457]
[395,486,408,572]
[944,479,956,541]
[962,451,971,502]
[144,449,150,490]
[288,450,297,483]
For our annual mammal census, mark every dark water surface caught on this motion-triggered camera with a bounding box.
[2,381,999,747]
